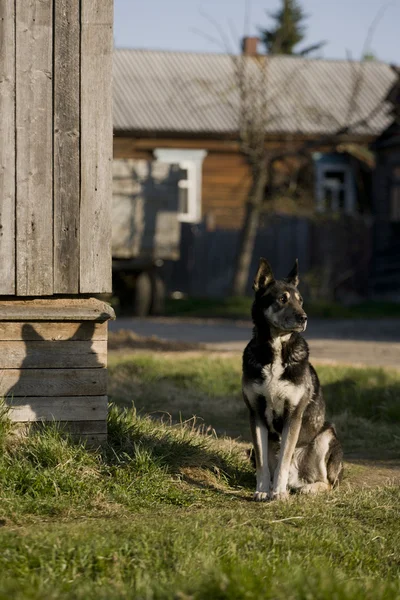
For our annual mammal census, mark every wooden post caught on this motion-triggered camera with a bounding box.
[0,0,114,443]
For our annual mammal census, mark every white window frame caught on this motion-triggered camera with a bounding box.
[177,160,198,223]
[315,162,356,214]
[154,149,207,223]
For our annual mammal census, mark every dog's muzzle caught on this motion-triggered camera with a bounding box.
[297,314,308,331]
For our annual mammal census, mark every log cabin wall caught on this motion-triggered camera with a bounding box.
[112,137,319,230]
[113,138,254,230]
[202,152,252,229]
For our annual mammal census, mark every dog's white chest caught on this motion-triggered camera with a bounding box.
[243,339,305,428]
[262,360,303,412]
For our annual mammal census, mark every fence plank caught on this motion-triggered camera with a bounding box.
[15,0,53,296]
[0,368,107,397]
[0,0,16,294]
[80,0,113,293]
[0,340,107,368]
[54,0,80,293]
[7,396,108,422]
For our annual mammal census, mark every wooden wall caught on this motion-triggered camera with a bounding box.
[0,298,113,443]
[202,152,252,229]
[0,0,113,296]
[113,138,254,231]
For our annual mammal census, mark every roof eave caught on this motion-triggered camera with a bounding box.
[113,128,378,145]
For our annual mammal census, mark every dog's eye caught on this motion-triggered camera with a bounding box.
[279,295,288,304]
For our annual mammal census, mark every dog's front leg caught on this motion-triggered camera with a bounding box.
[249,412,271,501]
[272,405,304,500]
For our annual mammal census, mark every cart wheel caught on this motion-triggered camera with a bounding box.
[150,273,166,315]
[132,272,152,316]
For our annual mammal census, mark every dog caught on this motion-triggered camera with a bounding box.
[242,258,343,501]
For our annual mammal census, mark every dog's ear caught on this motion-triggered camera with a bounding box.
[285,259,300,287]
[253,258,275,292]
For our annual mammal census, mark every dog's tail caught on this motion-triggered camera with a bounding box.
[324,422,344,488]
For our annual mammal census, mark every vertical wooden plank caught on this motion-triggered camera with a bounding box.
[0,0,16,294]
[53,0,80,293]
[80,0,113,293]
[16,0,53,296]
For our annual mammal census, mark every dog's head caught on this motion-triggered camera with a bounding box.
[252,258,307,334]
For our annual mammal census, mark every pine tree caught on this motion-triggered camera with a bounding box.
[260,0,325,56]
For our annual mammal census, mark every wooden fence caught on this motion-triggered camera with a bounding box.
[168,214,372,299]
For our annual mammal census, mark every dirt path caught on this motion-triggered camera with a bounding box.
[109,317,400,369]
[344,460,400,488]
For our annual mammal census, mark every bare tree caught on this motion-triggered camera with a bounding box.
[194,6,394,296]
[231,48,393,294]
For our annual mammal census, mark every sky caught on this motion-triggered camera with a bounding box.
[114,0,399,64]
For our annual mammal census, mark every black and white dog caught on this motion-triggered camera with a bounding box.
[243,258,343,501]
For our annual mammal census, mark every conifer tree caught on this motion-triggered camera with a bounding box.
[260,0,325,56]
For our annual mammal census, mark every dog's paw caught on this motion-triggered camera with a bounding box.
[271,490,290,502]
[253,491,270,502]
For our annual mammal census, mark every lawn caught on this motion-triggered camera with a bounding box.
[0,352,399,599]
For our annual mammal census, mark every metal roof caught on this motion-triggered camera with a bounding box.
[113,49,397,137]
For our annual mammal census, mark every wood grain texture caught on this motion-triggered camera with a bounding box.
[54,0,80,293]
[0,321,107,341]
[7,396,108,422]
[15,0,53,295]
[0,0,16,294]
[80,0,113,293]
[0,298,115,321]
[202,153,251,229]
[0,368,107,397]
[0,340,107,368]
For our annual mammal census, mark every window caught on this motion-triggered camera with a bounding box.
[315,160,356,214]
[154,149,207,223]
[177,161,197,222]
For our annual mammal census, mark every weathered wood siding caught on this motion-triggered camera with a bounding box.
[54,0,81,293]
[16,0,53,296]
[0,0,16,294]
[80,0,113,292]
[0,0,113,296]
[0,299,113,443]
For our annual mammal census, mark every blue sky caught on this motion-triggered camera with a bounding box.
[114,0,399,64]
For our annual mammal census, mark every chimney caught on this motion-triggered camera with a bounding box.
[242,36,260,57]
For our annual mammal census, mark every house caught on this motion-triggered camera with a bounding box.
[371,70,400,298]
[112,40,398,299]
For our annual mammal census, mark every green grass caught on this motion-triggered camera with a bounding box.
[165,297,400,320]
[109,354,400,458]
[0,354,399,598]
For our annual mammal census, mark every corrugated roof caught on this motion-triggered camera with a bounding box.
[113,49,397,137]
